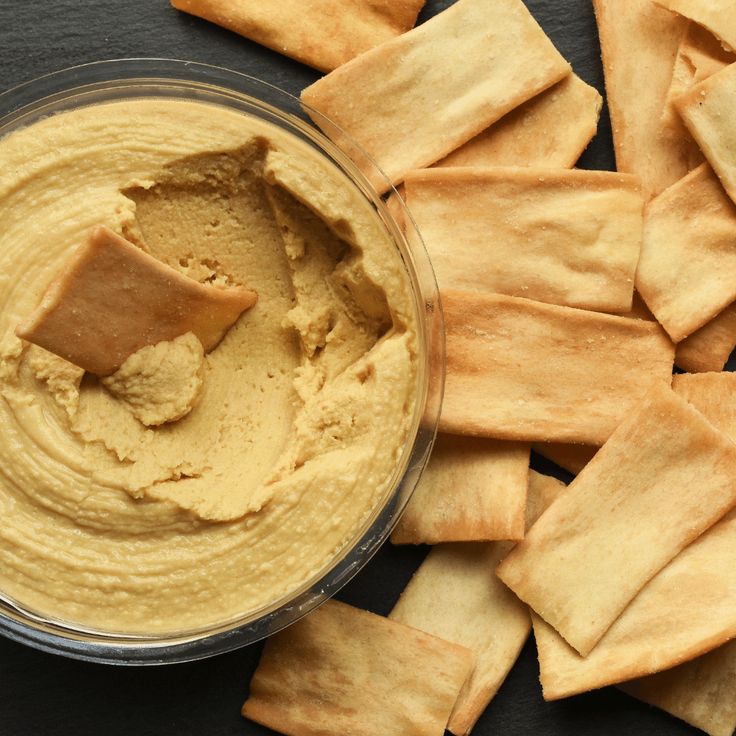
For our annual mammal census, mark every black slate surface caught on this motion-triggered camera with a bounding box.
[0,2,703,735]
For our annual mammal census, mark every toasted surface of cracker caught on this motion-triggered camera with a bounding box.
[404,167,642,313]
[673,371,736,437]
[534,509,736,699]
[242,599,474,736]
[622,640,736,736]
[391,434,530,545]
[677,63,736,207]
[15,226,256,376]
[675,304,736,373]
[436,74,601,169]
[170,0,425,72]
[440,291,675,445]
[653,0,736,50]
[301,0,570,192]
[498,383,736,656]
[636,163,736,342]
[390,471,564,736]
[593,0,700,199]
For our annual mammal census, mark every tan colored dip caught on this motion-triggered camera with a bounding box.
[0,99,418,634]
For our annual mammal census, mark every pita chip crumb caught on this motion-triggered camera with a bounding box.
[436,74,602,169]
[170,0,426,73]
[301,0,570,192]
[391,435,530,545]
[15,225,257,376]
[404,167,642,313]
[498,383,736,656]
[242,599,474,736]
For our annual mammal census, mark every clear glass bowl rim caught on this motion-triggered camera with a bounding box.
[0,58,445,665]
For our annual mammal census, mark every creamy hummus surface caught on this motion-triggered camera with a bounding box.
[0,99,418,633]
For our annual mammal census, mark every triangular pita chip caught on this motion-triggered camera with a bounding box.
[653,0,736,51]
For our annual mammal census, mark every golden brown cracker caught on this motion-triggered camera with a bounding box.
[404,167,642,313]
[436,74,601,169]
[242,599,474,736]
[672,371,736,438]
[498,383,736,656]
[391,435,530,545]
[636,164,736,342]
[653,0,736,51]
[440,291,675,445]
[301,0,570,192]
[532,443,597,475]
[675,305,736,372]
[170,0,425,72]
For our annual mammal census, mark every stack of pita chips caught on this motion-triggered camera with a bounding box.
[172,1,736,734]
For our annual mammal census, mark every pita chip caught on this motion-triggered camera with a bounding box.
[653,0,736,52]
[391,435,530,545]
[440,291,675,445]
[534,508,736,699]
[436,74,602,169]
[532,443,597,475]
[242,599,474,736]
[15,226,257,376]
[663,22,734,131]
[622,640,736,736]
[677,62,736,207]
[636,164,736,342]
[301,0,570,192]
[390,471,565,736]
[404,167,642,313]
[593,0,700,199]
[170,0,425,73]
[498,383,736,656]
[675,304,736,373]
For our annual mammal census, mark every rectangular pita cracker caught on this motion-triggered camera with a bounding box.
[622,640,736,736]
[532,443,597,475]
[534,508,736,699]
[636,164,736,342]
[673,371,736,436]
[435,74,602,169]
[662,22,734,132]
[242,599,474,736]
[301,0,570,192]
[390,470,565,736]
[170,0,425,73]
[653,0,736,51]
[675,305,736,372]
[593,0,700,199]
[677,63,736,207]
[404,167,642,313]
[440,291,675,445]
[391,435,530,545]
[497,383,736,656]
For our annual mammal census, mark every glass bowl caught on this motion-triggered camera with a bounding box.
[0,59,444,665]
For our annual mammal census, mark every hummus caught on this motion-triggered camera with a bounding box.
[0,99,418,634]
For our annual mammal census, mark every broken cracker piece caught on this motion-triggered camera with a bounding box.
[653,0,736,52]
[436,74,602,169]
[301,0,570,192]
[15,226,257,376]
[440,291,674,445]
[170,0,425,73]
[404,167,642,313]
[636,163,736,342]
[391,434,530,545]
[497,383,736,656]
[242,599,474,736]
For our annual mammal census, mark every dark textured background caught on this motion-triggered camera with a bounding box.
[0,2,700,735]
